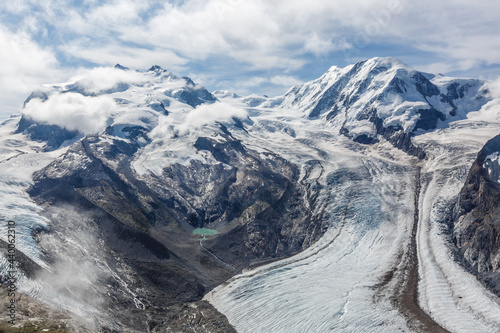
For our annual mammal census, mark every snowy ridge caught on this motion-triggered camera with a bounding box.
[249,57,489,143]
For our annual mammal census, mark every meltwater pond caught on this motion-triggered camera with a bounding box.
[192,228,218,236]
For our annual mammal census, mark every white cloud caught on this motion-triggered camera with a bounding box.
[50,0,386,70]
[270,75,303,87]
[303,34,339,56]
[487,77,500,100]
[86,0,145,27]
[0,25,64,118]
[240,77,268,88]
[384,1,500,67]
[23,93,116,134]
[414,62,454,75]
[5,0,500,76]
[240,75,302,88]
[2,2,30,13]
[184,102,247,127]
[63,42,188,70]
[68,67,147,95]
[151,102,248,138]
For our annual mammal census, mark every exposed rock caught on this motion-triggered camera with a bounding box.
[15,116,80,151]
[453,134,500,294]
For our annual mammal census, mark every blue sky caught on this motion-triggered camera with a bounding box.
[1,0,500,120]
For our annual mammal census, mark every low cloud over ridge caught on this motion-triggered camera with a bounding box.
[23,93,116,135]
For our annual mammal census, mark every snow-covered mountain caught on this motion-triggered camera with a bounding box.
[242,57,489,157]
[17,65,217,150]
[2,57,500,332]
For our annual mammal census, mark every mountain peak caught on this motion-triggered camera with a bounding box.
[363,56,409,68]
[17,64,217,149]
[275,57,489,157]
[148,65,164,72]
[114,64,129,70]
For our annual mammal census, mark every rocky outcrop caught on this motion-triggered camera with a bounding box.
[453,134,500,294]
[15,116,80,151]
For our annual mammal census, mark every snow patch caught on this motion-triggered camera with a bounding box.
[485,152,500,183]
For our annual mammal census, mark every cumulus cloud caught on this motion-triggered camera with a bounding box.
[0,24,63,118]
[487,77,500,100]
[68,66,146,95]
[23,93,116,134]
[8,0,389,71]
[4,0,500,74]
[151,102,248,138]
[184,102,248,127]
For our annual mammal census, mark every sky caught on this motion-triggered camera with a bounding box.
[1,0,500,120]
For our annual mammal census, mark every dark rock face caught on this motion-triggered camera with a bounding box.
[15,116,80,151]
[143,129,324,262]
[26,125,323,331]
[412,72,440,97]
[414,108,446,131]
[176,77,217,107]
[359,114,426,159]
[148,101,168,115]
[453,134,500,294]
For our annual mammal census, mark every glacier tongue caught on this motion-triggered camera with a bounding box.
[0,116,65,269]
[206,146,416,332]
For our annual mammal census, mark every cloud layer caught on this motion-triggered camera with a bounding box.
[68,67,146,95]
[1,0,500,118]
[0,24,63,119]
[23,93,116,134]
[151,102,248,138]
